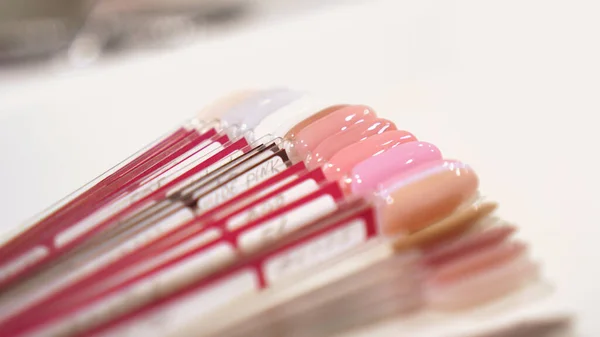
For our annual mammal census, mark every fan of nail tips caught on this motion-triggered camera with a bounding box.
[0,89,572,337]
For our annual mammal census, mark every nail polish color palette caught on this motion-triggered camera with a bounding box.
[0,89,572,337]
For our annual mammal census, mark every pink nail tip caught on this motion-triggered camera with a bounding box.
[306,118,397,169]
[376,159,474,197]
[321,130,417,182]
[350,141,442,195]
[294,105,377,159]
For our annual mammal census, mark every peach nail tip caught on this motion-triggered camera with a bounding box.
[309,118,398,166]
[293,105,379,159]
[378,159,480,236]
[284,104,349,141]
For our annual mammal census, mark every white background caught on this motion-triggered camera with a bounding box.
[0,0,598,335]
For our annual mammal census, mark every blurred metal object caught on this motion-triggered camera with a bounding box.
[0,0,249,65]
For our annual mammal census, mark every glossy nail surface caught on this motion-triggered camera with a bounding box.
[393,202,499,252]
[377,160,479,235]
[293,105,377,159]
[306,118,397,169]
[255,98,344,139]
[321,130,416,182]
[284,104,349,140]
[220,88,304,130]
[350,141,441,196]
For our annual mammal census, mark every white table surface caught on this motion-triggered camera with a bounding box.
[0,0,598,335]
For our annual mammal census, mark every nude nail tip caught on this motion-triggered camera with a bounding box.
[392,201,499,252]
[379,160,479,235]
[322,130,417,182]
[350,141,441,196]
[429,241,528,284]
[284,104,349,141]
[424,256,539,310]
[422,224,517,267]
[306,118,397,169]
[294,105,378,159]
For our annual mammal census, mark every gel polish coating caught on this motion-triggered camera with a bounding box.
[306,118,397,169]
[197,90,257,121]
[284,104,349,141]
[350,141,441,196]
[393,202,499,252]
[321,130,416,182]
[422,225,517,267]
[377,160,479,235]
[220,88,304,130]
[293,105,377,159]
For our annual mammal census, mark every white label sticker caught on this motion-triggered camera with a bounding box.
[57,142,222,245]
[31,243,238,337]
[8,208,196,321]
[96,229,222,290]
[227,179,319,231]
[205,172,301,224]
[151,142,223,189]
[237,194,337,254]
[98,270,258,337]
[253,174,300,201]
[82,208,195,273]
[54,196,157,249]
[0,246,48,283]
[0,222,215,321]
[263,218,367,284]
[125,142,225,205]
[196,156,286,212]
[165,149,243,197]
[137,139,214,187]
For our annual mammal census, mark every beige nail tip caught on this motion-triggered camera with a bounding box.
[466,316,573,337]
[424,256,540,311]
[381,162,480,235]
[392,201,498,252]
[430,241,528,284]
[284,104,349,140]
[421,223,518,268]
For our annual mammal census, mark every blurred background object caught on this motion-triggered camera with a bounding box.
[0,0,92,62]
[0,0,250,64]
[0,0,354,66]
